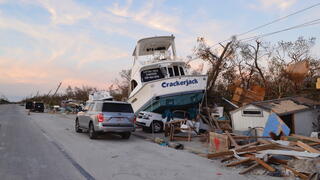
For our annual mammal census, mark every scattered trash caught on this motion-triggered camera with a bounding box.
[111,155,119,158]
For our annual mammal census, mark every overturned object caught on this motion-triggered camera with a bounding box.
[263,113,290,137]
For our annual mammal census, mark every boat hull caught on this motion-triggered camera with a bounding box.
[128,75,207,113]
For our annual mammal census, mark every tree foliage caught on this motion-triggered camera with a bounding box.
[195,36,320,102]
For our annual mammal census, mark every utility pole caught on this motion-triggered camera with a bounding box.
[52,82,62,97]
[46,89,52,97]
[49,82,62,107]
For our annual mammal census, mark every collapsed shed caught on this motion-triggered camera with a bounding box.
[230,96,320,136]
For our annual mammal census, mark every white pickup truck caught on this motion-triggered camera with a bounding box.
[135,110,209,133]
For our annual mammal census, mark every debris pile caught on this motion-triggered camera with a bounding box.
[207,132,320,179]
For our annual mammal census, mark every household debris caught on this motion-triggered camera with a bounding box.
[206,132,320,178]
[232,85,265,106]
[134,94,320,179]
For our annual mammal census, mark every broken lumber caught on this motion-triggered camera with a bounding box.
[296,141,320,154]
[225,131,239,148]
[252,157,275,172]
[239,163,260,174]
[257,138,273,144]
[207,144,277,159]
[291,134,320,144]
[234,142,259,151]
[268,156,288,165]
[226,158,252,167]
[221,155,235,163]
[284,165,308,180]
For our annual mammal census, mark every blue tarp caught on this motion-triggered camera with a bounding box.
[263,113,290,137]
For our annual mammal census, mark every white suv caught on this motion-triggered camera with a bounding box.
[75,100,135,139]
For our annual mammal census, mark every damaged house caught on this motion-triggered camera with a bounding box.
[230,96,320,136]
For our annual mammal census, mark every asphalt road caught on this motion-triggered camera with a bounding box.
[0,104,85,180]
[0,104,273,180]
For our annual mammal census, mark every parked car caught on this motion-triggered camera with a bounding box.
[25,101,34,110]
[75,100,135,139]
[33,102,44,112]
[136,110,210,133]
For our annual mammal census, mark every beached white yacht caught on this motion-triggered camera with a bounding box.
[128,35,207,117]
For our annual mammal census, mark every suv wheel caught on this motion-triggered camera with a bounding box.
[121,132,131,139]
[151,121,162,133]
[75,119,82,133]
[88,122,97,139]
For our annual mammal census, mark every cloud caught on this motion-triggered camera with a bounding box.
[107,0,180,33]
[0,0,233,101]
[249,0,297,11]
[0,4,128,96]
[25,0,91,25]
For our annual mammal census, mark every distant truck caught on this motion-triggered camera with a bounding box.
[33,102,44,112]
[25,101,44,112]
[25,101,34,110]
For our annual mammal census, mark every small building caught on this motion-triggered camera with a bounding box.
[230,96,320,136]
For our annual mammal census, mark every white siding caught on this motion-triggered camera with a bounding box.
[231,105,270,131]
[294,110,319,136]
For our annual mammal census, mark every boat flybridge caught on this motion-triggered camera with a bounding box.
[128,35,207,118]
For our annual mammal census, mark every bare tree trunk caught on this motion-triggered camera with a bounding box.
[207,41,233,92]
[252,41,267,88]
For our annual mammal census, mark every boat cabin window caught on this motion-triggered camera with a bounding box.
[173,66,179,76]
[179,67,185,76]
[131,80,138,91]
[160,67,168,77]
[168,67,174,77]
[166,66,185,77]
[141,68,165,82]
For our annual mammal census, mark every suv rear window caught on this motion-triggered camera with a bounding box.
[35,103,44,107]
[102,103,133,113]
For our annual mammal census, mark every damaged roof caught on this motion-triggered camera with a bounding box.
[252,96,319,115]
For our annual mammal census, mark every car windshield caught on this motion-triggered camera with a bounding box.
[35,103,44,107]
[102,103,133,113]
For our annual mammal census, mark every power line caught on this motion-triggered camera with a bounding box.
[237,2,320,37]
[239,18,320,42]
[208,2,320,48]
[187,18,320,62]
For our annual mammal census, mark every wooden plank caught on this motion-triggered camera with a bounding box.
[308,142,320,146]
[283,165,308,180]
[207,144,277,159]
[239,163,260,174]
[221,155,235,163]
[291,134,320,143]
[234,142,259,151]
[252,157,275,172]
[268,156,288,165]
[232,136,270,139]
[296,141,320,154]
[277,144,304,151]
[226,158,252,167]
[225,131,240,148]
[257,138,273,144]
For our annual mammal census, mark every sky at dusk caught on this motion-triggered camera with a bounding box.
[0,0,319,101]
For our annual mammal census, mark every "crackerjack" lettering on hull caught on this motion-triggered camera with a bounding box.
[161,79,198,88]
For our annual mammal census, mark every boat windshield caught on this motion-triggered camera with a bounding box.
[141,68,165,82]
[141,65,186,82]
